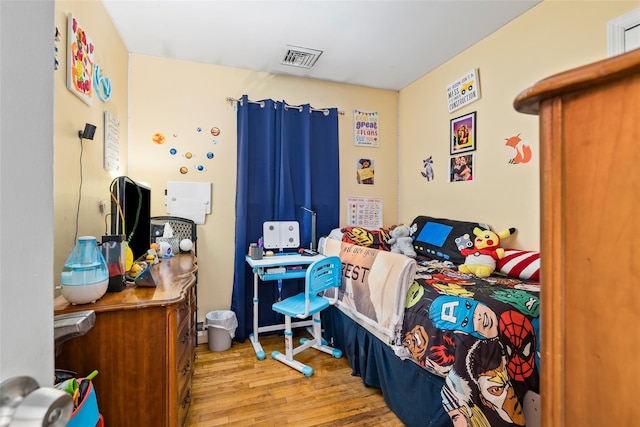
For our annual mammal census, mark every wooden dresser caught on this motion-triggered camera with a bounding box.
[55,254,197,427]
[514,49,640,426]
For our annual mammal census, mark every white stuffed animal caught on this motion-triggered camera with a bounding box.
[388,225,416,258]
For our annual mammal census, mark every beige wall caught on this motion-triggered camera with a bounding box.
[54,1,129,279]
[398,0,638,252]
[52,0,638,325]
[127,55,398,320]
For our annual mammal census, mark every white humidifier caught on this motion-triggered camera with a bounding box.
[60,236,109,304]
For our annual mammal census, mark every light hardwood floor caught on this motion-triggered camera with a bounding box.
[186,331,404,426]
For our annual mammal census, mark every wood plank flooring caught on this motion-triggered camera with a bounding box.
[186,331,404,426]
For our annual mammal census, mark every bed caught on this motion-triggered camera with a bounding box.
[318,216,541,427]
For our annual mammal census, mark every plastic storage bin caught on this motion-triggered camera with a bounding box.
[205,310,238,352]
[67,379,99,427]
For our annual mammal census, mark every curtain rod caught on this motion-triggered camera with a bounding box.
[226,97,344,115]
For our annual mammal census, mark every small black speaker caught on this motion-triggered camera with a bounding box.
[80,123,96,140]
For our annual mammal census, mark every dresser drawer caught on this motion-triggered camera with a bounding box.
[176,308,194,373]
[177,386,192,427]
[175,288,193,331]
[176,340,194,427]
[176,319,194,363]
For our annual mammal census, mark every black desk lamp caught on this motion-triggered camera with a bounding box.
[301,206,317,252]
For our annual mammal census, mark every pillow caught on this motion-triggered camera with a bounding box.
[341,227,390,251]
[497,249,540,280]
[327,228,344,241]
[410,216,488,264]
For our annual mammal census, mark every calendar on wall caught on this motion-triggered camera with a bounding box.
[346,196,383,228]
[104,110,120,172]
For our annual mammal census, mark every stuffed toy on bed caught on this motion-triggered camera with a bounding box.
[458,227,516,278]
[388,225,417,258]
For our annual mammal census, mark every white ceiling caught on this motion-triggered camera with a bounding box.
[101,0,541,91]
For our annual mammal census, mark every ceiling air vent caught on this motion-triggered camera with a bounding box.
[280,45,323,69]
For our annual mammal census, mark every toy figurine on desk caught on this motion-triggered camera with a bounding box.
[146,248,159,264]
[158,241,175,258]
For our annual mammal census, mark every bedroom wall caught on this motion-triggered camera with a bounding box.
[53,1,129,282]
[127,55,398,322]
[398,0,638,252]
[50,0,638,329]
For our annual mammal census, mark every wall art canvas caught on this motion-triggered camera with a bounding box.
[67,13,94,105]
[354,109,379,147]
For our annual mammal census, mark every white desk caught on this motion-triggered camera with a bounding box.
[245,253,325,359]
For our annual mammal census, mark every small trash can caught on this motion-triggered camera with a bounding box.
[205,310,238,352]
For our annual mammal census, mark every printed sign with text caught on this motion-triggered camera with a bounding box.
[447,69,481,113]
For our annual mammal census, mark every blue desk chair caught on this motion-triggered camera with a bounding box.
[271,256,343,376]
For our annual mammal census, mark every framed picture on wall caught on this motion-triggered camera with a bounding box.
[450,111,476,155]
[356,158,375,185]
[67,13,95,106]
[449,154,474,182]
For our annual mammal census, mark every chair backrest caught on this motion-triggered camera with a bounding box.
[150,216,197,255]
[305,256,342,299]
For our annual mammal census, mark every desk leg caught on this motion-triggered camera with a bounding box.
[250,270,266,360]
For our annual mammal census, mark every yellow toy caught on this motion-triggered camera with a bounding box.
[458,227,516,278]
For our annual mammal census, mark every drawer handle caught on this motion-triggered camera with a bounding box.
[182,361,192,376]
[181,331,190,344]
[182,389,192,408]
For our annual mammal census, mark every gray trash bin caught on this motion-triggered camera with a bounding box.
[205,310,238,352]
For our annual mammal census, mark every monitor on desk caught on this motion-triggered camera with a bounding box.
[263,221,300,250]
[110,176,151,260]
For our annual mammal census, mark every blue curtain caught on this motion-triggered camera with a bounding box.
[231,95,340,342]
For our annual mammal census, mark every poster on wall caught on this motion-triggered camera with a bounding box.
[104,111,120,172]
[356,158,375,185]
[67,13,94,106]
[347,196,383,228]
[446,69,480,113]
[354,109,379,147]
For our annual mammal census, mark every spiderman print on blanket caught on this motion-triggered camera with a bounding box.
[402,259,540,427]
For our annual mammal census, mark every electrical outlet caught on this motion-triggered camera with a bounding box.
[98,200,107,214]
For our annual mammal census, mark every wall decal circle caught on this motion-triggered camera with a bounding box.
[152,133,165,145]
